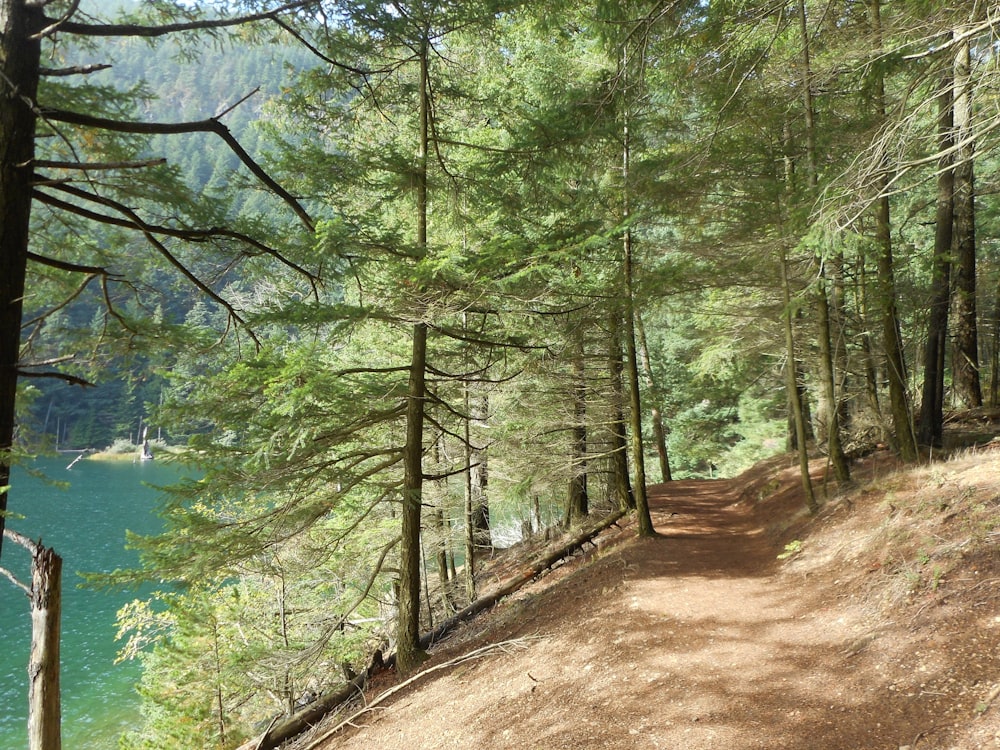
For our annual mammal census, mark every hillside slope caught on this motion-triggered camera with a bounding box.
[286,448,1000,750]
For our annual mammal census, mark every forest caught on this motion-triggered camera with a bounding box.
[2,0,1000,747]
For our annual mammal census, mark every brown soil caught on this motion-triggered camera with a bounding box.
[290,447,1000,750]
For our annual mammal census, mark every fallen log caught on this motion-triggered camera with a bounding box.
[243,508,626,750]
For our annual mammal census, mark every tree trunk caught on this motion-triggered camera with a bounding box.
[565,329,588,525]
[0,0,44,557]
[621,94,654,537]
[870,0,917,461]
[950,31,982,409]
[874,191,917,460]
[856,257,884,431]
[468,390,490,549]
[918,69,954,446]
[28,542,62,750]
[816,285,852,478]
[3,530,63,750]
[797,0,849,478]
[396,39,430,675]
[780,245,817,514]
[608,311,635,510]
[635,312,671,482]
[779,116,816,512]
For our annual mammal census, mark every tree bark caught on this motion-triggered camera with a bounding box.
[636,312,671,482]
[797,0,849,478]
[950,30,982,409]
[3,530,63,750]
[871,0,917,460]
[918,69,954,446]
[565,329,588,525]
[28,542,62,750]
[0,0,44,558]
[468,390,490,549]
[816,285,852,477]
[396,38,430,675]
[619,57,654,536]
[780,245,817,514]
[608,311,635,510]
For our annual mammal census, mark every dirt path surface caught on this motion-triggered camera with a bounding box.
[299,460,1000,750]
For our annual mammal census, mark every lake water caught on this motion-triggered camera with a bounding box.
[0,455,182,749]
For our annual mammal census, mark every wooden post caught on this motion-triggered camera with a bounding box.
[2,530,63,750]
[28,543,62,750]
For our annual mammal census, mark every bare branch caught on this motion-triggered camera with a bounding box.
[216,88,260,120]
[53,0,320,38]
[27,158,167,171]
[31,0,82,40]
[16,369,95,387]
[0,565,30,597]
[40,108,314,231]
[39,63,112,77]
[34,184,318,285]
[26,251,118,277]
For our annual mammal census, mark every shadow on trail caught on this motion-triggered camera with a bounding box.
[472,476,955,750]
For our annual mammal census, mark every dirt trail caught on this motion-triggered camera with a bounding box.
[302,471,1000,750]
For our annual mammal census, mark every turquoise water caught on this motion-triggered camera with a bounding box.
[0,456,182,749]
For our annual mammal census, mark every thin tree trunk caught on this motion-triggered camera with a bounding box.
[870,0,918,461]
[950,30,983,409]
[469,390,490,549]
[919,69,955,446]
[566,329,588,525]
[463,371,476,601]
[990,281,1000,408]
[608,311,635,510]
[798,0,850,479]
[3,530,63,750]
[433,507,452,611]
[621,77,654,537]
[0,0,44,558]
[816,287,852,477]
[28,542,62,750]
[396,38,430,675]
[856,257,884,429]
[635,312,671,482]
[780,117,816,512]
[781,246,818,514]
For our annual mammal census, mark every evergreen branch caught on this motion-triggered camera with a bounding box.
[39,107,315,231]
[332,365,411,377]
[52,0,320,38]
[99,275,140,335]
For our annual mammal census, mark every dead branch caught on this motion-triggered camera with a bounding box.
[27,158,167,171]
[54,0,319,38]
[39,63,112,77]
[39,108,314,231]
